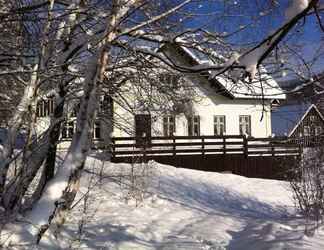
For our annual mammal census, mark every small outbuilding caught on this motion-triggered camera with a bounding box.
[272,103,324,145]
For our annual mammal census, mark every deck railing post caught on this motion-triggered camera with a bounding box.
[271,144,275,156]
[111,138,115,160]
[202,137,205,156]
[223,137,226,155]
[243,136,248,158]
[173,136,176,157]
[143,141,147,162]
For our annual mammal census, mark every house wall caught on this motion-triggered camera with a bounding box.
[112,78,272,138]
[33,77,273,147]
[35,115,109,150]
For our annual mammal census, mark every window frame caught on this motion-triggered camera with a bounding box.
[99,95,113,116]
[303,125,311,136]
[214,115,226,136]
[159,73,180,89]
[309,115,316,122]
[315,126,322,136]
[61,120,75,139]
[187,115,200,136]
[163,115,176,136]
[239,115,251,136]
[93,121,101,140]
[36,98,54,117]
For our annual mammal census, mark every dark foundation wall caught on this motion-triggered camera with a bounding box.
[112,154,299,180]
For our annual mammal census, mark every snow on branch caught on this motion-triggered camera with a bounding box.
[118,0,193,38]
[118,1,319,84]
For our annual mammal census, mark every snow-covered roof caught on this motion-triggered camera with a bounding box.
[179,46,286,100]
[215,75,286,100]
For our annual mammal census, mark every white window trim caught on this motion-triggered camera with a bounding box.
[239,115,251,136]
[163,115,176,136]
[188,115,200,136]
[214,115,226,136]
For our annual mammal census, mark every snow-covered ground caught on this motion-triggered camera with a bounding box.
[54,155,323,250]
[3,154,324,249]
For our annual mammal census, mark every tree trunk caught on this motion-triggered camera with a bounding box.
[30,84,67,205]
[0,64,39,195]
[1,0,83,210]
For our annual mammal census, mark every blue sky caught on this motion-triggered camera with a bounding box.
[180,0,324,76]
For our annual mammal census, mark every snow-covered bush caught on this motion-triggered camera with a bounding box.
[122,160,159,207]
[290,146,324,235]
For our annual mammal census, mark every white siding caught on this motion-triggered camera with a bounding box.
[34,77,274,142]
[112,80,272,138]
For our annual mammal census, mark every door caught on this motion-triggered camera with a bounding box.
[135,114,151,147]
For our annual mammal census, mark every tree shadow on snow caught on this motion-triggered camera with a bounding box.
[156,175,290,220]
[226,219,314,250]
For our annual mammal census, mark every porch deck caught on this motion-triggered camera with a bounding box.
[110,135,301,180]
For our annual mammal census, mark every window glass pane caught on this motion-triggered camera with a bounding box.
[163,116,175,136]
[94,122,101,139]
[187,116,199,136]
[188,116,192,136]
[195,116,200,136]
[36,104,41,117]
[169,125,174,136]
[44,101,49,116]
[68,121,74,138]
[61,122,67,138]
[194,125,199,136]
[163,123,168,136]
[214,115,225,135]
[239,115,251,136]
[304,126,310,136]
[315,126,322,135]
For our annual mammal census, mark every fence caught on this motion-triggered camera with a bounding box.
[111,135,301,158]
[110,135,301,180]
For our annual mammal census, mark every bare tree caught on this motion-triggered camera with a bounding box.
[290,144,324,235]
[0,0,323,247]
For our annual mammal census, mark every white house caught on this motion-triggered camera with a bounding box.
[111,44,285,139]
[33,44,286,148]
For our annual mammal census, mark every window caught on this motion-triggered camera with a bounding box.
[310,115,316,122]
[99,95,113,116]
[36,98,54,117]
[163,115,176,136]
[135,114,151,138]
[214,116,226,136]
[61,120,75,139]
[315,126,322,136]
[135,114,151,146]
[70,103,80,118]
[304,126,311,136]
[187,115,200,136]
[159,74,180,89]
[93,121,101,139]
[239,115,251,136]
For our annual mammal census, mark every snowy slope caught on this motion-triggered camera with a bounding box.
[4,155,324,249]
[54,155,323,250]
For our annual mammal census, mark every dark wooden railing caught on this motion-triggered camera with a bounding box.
[288,135,324,147]
[111,135,301,158]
